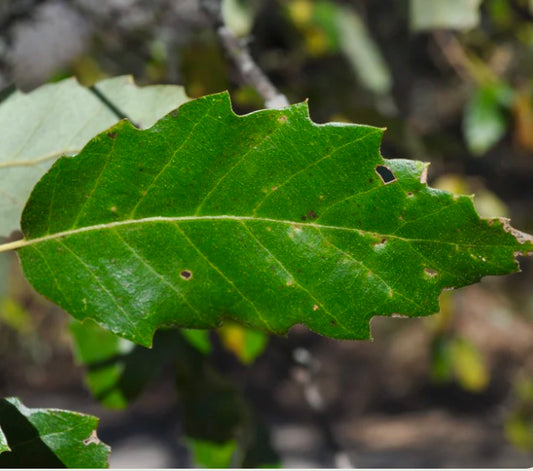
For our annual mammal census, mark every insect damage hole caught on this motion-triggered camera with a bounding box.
[375,165,396,184]
[83,430,100,446]
[180,270,193,280]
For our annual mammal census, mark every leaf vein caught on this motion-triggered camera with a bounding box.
[112,228,206,322]
[241,221,352,335]
[57,239,142,339]
[253,128,382,216]
[172,222,273,330]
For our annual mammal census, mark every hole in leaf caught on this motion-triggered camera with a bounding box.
[375,165,396,184]
[180,270,193,280]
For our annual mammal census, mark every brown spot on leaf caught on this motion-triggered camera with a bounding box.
[424,267,438,277]
[313,304,319,311]
[107,132,117,139]
[180,270,193,280]
[278,115,288,124]
[307,210,317,219]
[301,215,307,221]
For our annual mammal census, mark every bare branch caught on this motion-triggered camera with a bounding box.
[200,0,288,109]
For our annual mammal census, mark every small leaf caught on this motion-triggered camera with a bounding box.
[451,337,489,392]
[0,427,9,454]
[181,328,213,355]
[70,320,179,409]
[410,0,482,31]
[0,397,109,468]
[9,92,533,346]
[0,76,189,237]
[218,323,268,364]
[186,438,237,468]
[463,84,510,156]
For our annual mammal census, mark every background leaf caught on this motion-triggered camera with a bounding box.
[0,397,109,468]
[70,320,209,409]
[410,0,483,31]
[71,319,278,467]
[463,84,511,156]
[218,323,268,364]
[335,6,392,97]
[14,92,533,347]
[0,76,189,238]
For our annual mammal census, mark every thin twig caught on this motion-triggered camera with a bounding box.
[433,31,497,85]
[200,0,288,109]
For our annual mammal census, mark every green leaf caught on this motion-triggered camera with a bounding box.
[218,323,268,364]
[0,397,109,468]
[181,328,213,355]
[0,76,189,238]
[186,438,238,468]
[410,0,482,31]
[70,320,180,409]
[463,84,510,156]
[0,427,9,454]
[7,92,532,346]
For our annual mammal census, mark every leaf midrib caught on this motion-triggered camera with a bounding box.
[0,214,515,253]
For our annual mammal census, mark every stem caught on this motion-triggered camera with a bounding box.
[0,238,26,253]
[200,0,289,109]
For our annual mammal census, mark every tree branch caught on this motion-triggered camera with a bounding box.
[200,0,288,109]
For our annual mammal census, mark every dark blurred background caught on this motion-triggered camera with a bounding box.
[1,0,533,467]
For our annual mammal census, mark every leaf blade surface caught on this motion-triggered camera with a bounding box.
[15,92,533,345]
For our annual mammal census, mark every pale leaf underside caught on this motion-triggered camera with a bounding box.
[0,76,189,238]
